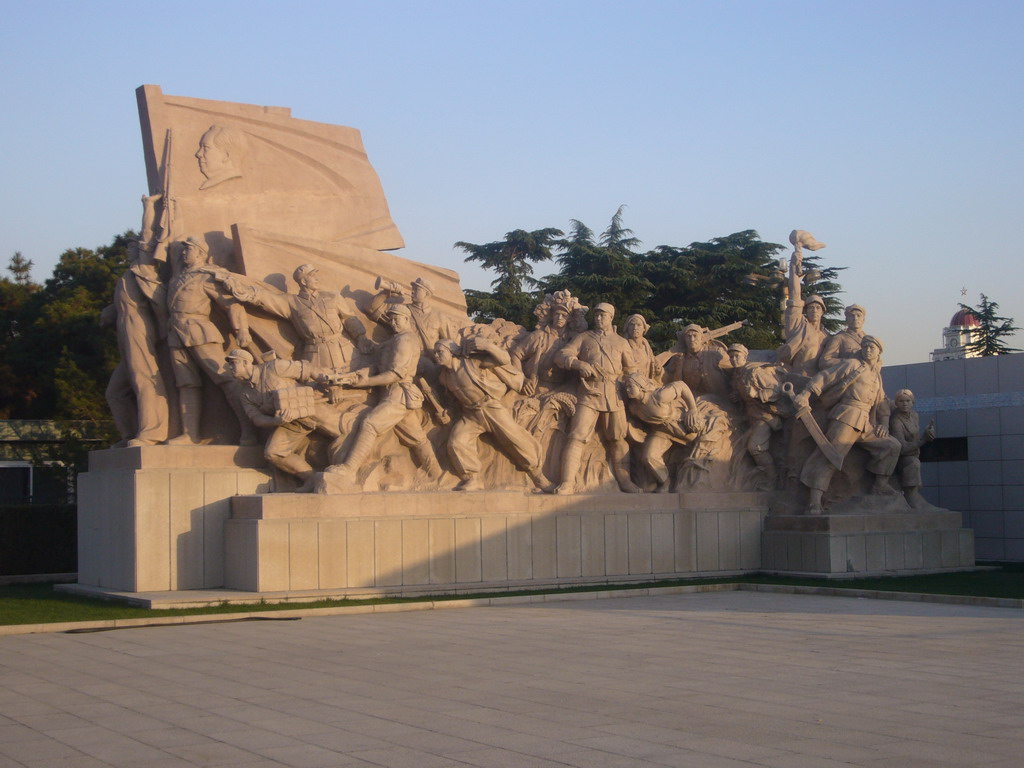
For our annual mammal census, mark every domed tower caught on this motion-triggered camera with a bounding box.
[930,304,982,361]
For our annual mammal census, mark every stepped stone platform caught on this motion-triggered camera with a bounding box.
[763,506,974,576]
[66,446,976,607]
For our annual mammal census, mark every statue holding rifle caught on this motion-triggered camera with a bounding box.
[659,321,747,399]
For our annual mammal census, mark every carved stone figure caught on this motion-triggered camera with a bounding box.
[165,238,256,445]
[137,85,405,264]
[622,314,662,381]
[220,263,370,370]
[818,304,867,369]
[104,238,172,447]
[676,398,733,489]
[889,389,936,509]
[368,276,458,356]
[661,324,730,398]
[727,344,784,489]
[103,96,958,510]
[623,374,701,492]
[569,305,589,336]
[511,291,579,396]
[323,304,441,486]
[793,335,901,514]
[227,349,342,492]
[434,329,550,492]
[777,249,828,377]
[195,125,245,191]
[778,251,830,486]
[555,303,640,494]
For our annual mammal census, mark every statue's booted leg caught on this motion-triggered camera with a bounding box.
[554,438,585,495]
[609,439,642,494]
[167,386,204,445]
[554,405,599,495]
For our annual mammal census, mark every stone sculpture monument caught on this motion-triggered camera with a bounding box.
[889,389,936,509]
[69,87,975,604]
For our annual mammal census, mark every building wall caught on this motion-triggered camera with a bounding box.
[883,353,1024,561]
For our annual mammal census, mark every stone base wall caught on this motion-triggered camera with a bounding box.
[225,492,768,594]
[762,510,975,575]
[77,446,273,592]
[75,446,979,598]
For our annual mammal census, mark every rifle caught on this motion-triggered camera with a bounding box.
[704,319,749,341]
[157,129,173,242]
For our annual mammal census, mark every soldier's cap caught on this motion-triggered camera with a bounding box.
[845,303,867,316]
[804,294,826,310]
[727,343,748,355]
[183,237,208,254]
[293,264,319,284]
[682,323,703,333]
[894,388,915,401]
[592,302,615,316]
[624,313,649,330]
[412,277,435,296]
[861,335,883,352]
[227,348,253,363]
[386,303,411,318]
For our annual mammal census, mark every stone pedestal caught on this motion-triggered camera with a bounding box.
[224,491,769,594]
[74,448,979,602]
[77,446,273,591]
[761,507,975,576]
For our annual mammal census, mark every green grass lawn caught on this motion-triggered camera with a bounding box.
[749,562,1024,600]
[2,565,1021,627]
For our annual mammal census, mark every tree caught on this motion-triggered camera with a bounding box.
[636,230,795,351]
[8,252,34,286]
[465,211,847,352]
[455,227,563,326]
[960,294,1020,356]
[0,254,41,417]
[539,207,654,315]
[0,232,133,420]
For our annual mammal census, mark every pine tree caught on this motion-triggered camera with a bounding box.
[960,294,1020,356]
[638,230,790,351]
[539,207,654,315]
[0,232,133,419]
[8,252,35,287]
[455,227,562,326]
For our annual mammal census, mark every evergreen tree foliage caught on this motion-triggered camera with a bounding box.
[0,232,133,420]
[455,227,563,326]
[637,230,789,350]
[960,294,1020,356]
[8,252,34,286]
[0,255,41,417]
[465,209,847,351]
[538,208,654,316]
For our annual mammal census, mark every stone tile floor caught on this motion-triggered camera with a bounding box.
[1,591,1022,767]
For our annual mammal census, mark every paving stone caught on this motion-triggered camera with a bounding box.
[1,592,1022,767]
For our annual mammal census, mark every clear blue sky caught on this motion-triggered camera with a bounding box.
[2,0,1021,365]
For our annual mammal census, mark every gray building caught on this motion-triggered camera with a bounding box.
[882,353,1024,561]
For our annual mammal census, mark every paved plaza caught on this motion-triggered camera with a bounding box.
[1,591,1023,768]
